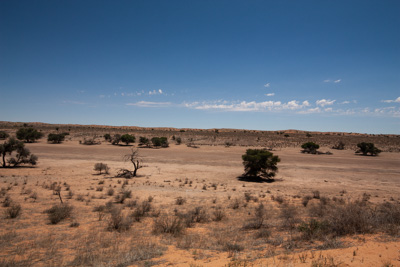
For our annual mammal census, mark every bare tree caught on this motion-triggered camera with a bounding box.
[116,149,142,178]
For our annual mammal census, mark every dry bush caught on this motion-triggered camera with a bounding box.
[131,200,152,222]
[212,206,225,222]
[45,204,73,224]
[106,187,114,196]
[2,195,12,207]
[115,190,132,204]
[107,207,132,232]
[302,195,312,207]
[5,203,21,219]
[152,214,185,236]
[175,196,186,205]
[243,203,267,229]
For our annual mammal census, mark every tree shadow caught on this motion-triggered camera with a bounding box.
[237,175,278,183]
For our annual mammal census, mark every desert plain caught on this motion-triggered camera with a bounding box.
[1,122,400,266]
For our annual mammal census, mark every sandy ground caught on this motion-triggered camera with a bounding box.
[1,140,400,266]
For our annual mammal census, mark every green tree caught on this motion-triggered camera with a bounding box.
[356,142,381,156]
[47,133,66,144]
[301,142,320,154]
[120,134,135,145]
[139,136,150,147]
[104,133,111,142]
[151,137,169,148]
[16,127,44,143]
[0,137,38,167]
[111,134,121,145]
[242,149,280,180]
[0,131,9,139]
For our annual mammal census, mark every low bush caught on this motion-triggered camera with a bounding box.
[107,207,132,232]
[152,214,185,236]
[5,203,21,219]
[45,204,73,224]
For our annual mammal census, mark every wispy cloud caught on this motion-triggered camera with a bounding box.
[126,101,172,108]
[184,100,310,112]
[62,100,86,105]
[381,97,400,103]
[148,89,165,95]
[265,93,275,97]
[323,79,341,83]
[316,99,336,107]
[264,83,270,88]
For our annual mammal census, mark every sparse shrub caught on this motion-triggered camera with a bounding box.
[45,204,73,224]
[107,207,132,232]
[255,228,271,239]
[356,142,381,156]
[107,187,114,196]
[302,195,312,207]
[103,133,111,141]
[230,198,240,209]
[332,141,345,150]
[5,203,21,219]
[131,200,152,221]
[312,190,320,199]
[111,134,121,145]
[93,163,110,174]
[212,207,225,221]
[242,149,280,180]
[280,204,299,233]
[175,137,182,145]
[139,136,150,147]
[175,196,186,205]
[301,142,320,154]
[151,137,169,148]
[298,219,329,240]
[152,214,185,236]
[243,203,267,229]
[273,195,285,204]
[2,195,12,207]
[47,133,66,144]
[16,127,43,142]
[70,222,80,227]
[120,134,135,145]
[0,137,38,167]
[0,131,9,140]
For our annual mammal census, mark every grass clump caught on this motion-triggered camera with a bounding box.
[45,204,73,224]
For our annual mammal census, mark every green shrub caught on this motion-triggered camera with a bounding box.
[356,142,381,156]
[16,127,43,142]
[120,134,135,145]
[242,149,280,179]
[301,142,320,154]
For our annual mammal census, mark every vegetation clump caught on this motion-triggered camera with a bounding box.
[47,133,67,144]
[356,142,381,156]
[93,163,110,174]
[45,204,73,224]
[16,127,44,143]
[151,137,169,148]
[242,149,280,180]
[0,131,9,140]
[0,138,38,167]
[301,142,320,154]
[120,134,135,145]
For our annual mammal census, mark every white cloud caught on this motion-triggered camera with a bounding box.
[62,100,86,105]
[265,93,275,97]
[126,101,172,108]
[184,100,312,112]
[323,79,341,83]
[341,101,350,104]
[302,100,310,107]
[158,89,163,94]
[381,97,400,103]
[325,108,333,112]
[316,99,336,107]
[264,83,270,88]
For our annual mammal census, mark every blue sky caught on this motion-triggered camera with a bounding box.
[1,0,399,134]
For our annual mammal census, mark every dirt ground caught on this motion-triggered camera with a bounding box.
[1,134,400,266]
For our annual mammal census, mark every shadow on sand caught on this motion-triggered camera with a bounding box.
[237,175,278,183]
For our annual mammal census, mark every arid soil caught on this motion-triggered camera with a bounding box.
[0,123,400,266]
